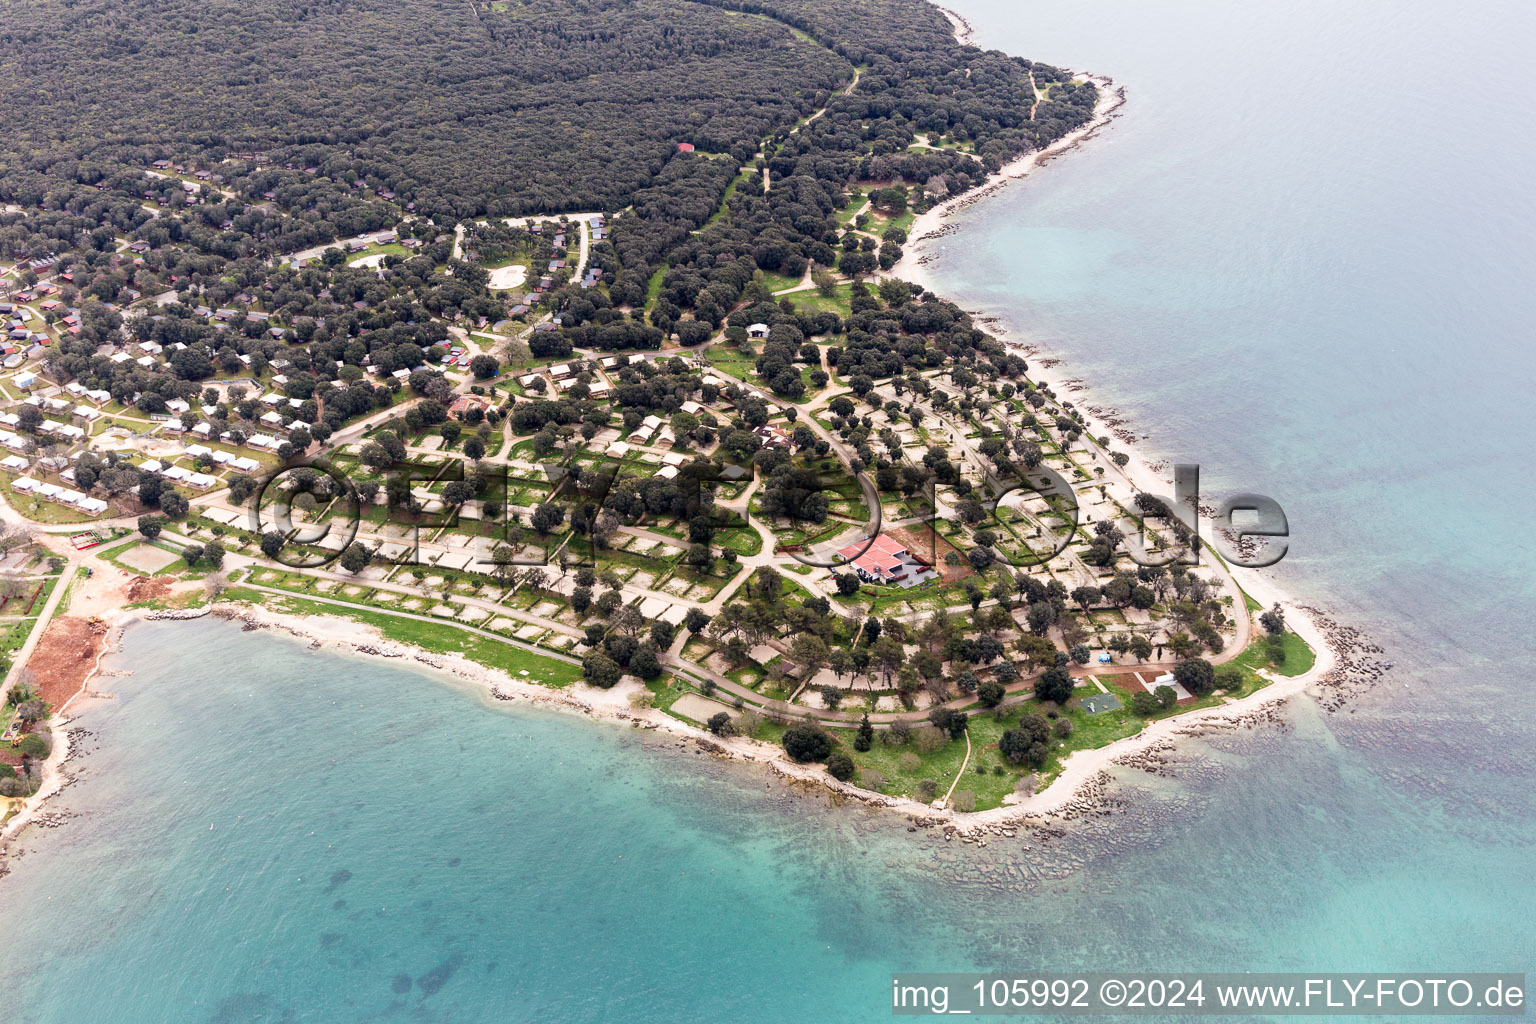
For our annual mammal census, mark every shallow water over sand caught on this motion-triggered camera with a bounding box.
[0,614,1527,1021]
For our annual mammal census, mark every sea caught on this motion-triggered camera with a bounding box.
[0,0,1532,1020]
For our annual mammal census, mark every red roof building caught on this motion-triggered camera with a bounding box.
[836,533,937,587]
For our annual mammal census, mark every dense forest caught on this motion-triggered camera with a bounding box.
[0,0,846,218]
[0,0,1098,407]
[0,0,1091,222]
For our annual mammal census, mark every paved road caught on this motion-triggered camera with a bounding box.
[283,228,402,266]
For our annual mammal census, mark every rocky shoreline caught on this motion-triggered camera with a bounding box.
[0,566,1383,876]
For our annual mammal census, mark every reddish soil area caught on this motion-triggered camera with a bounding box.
[886,524,972,584]
[28,616,109,709]
[124,575,172,604]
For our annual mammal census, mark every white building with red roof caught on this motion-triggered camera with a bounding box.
[835,533,938,588]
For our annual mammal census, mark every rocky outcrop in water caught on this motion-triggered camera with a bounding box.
[1299,606,1392,711]
[144,606,211,620]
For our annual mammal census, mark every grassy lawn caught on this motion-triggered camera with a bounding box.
[790,282,854,319]
[354,241,409,261]
[223,587,582,688]
[645,673,692,717]
[838,658,1307,808]
[0,618,37,667]
[643,263,669,308]
[834,192,866,226]
[866,208,915,236]
[97,537,194,576]
[849,722,974,804]
[841,697,1127,811]
[1232,629,1316,677]
[704,346,756,382]
[758,268,803,293]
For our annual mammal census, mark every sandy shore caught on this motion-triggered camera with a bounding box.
[988,578,1336,821]
[933,5,976,46]
[872,8,1356,824]
[0,552,1356,853]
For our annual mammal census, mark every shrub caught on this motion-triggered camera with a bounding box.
[916,778,938,800]
[706,712,734,736]
[914,725,946,753]
[859,768,887,791]
[883,719,912,745]
[950,790,976,812]
[736,709,762,737]
[927,707,968,739]
[629,643,662,679]
[1053,718,1074,738]
[1173,657,1216,696]
[782,724,833,762]
[1266,633,1287,663]
[17,733,50,759]
[899,752,921,772]
[999,715,1050,768]
[1130,691,1160,715]
[1034,666,1074,705]
[826,751,855,781]
[854,714,873,752]
[581,650,621,689]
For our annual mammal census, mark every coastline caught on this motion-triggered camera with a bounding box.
[186,605,963,820]
[873,7,1356,820]
[0,553,1352,860]
[0,16,1356,851]
[890,71,1127,288]
[933,5,976,46]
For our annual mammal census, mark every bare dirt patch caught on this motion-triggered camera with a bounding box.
[672,693,737,726]
[886,524,972,584]
[487,264,527,290]
[125,576,173,604]
[28,616,109,708]
[117,543,181,574]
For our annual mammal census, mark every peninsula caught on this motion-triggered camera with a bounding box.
[0,0,1325,843]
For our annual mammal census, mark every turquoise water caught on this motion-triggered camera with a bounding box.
[2,0,1534,1019]
[0,620,1527,1022]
